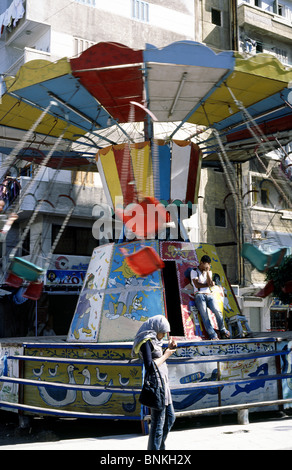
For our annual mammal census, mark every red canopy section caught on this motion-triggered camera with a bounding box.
[70,42,145,123]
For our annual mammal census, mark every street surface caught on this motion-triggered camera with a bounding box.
[0,410,291,451]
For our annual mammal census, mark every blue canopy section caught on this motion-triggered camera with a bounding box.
[213,88,292,132]
[0,147,96,170]
[143,41,235,69]
[9,74,112,133]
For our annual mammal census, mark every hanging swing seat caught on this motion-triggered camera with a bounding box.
[282,280,292,293]
[9,257,44,282]
[255,280,274,298]
[5,272,23,287]
[120,246,165,276]
[241,243,287,272]
[23,281,44,300]
[115,197,169,238]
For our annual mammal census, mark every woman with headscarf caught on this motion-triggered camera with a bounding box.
[132,315,177,450]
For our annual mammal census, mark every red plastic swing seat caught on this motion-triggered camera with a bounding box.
[23,281,44,300]
[121,246,165,276]
[5,272,23,288]
[116,197,169,238]
[282,280,292,293]
[255,280,274,298]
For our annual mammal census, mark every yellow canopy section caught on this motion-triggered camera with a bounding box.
[188,53,292,127]
[5,58,71,93]
[0,94,86,141]
[234,52,292,82]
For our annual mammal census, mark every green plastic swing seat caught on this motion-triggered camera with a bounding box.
[9,257,44,282]
[241,243,287,272]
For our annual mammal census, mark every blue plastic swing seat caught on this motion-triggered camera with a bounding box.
[9,257,44,282]
[241,243,287,272]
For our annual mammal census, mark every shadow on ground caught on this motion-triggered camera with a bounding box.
[0,409,291,446]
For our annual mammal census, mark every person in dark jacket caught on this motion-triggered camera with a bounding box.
[132,315,177,450]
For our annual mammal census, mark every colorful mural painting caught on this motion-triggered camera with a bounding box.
[67,240,166,343]
[168,340,278,412]
[278,340,292,409]
[161,242,240,340]
[23,345,142,418]
[67,240,241,344]
[0,344,21,406]
[11,337,287,418]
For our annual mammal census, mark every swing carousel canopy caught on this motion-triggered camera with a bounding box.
[0,40,291,165]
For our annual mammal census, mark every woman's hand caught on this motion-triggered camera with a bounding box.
[154,337,177,367]
[168,337,177,350]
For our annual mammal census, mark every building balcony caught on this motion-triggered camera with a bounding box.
[18,175,104,220]
[4,46,51,75]
[238,3,292,42]
[5,0,50,49]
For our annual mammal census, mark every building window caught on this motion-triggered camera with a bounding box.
[256,41,263,53]
[270,309,287,331]
[254,0,261,6]
[132,0,149,22]
[215,208,226,227]
[273,0,285,16]
[52,225,97,256]
[74,37,95,57]
[277,3,284,15]
[211,8,221,26]
[260,188,269,205]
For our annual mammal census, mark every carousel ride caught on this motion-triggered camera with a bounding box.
[0,41,291,426]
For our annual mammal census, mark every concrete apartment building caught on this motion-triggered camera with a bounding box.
[0,0,291,335]
[197,0,292,332]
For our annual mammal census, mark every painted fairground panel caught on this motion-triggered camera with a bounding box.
[195,243,241,338]
[278,340,292,410]
[98,240,166,343]
[67,241,166,343]
[23,346,143,418]
[67,243,114,342]
[167,341,278,412]
[161,242,240,339]
[0,344,23,409]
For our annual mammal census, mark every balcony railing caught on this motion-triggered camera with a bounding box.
[238,3,292,42]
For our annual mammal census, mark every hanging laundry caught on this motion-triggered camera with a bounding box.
[11,0,25,27]
[0,0,25,37]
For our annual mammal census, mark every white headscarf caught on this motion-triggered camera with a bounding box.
[132,315,170,357]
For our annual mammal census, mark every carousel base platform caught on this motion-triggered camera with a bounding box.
[0,333,291,430]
